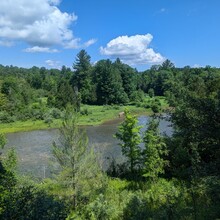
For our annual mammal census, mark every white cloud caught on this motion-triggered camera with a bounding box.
[64,38,97,49]
[23,46,59,53]
[64,38,81,49]
[0,40,14,47]
[84,39,97,47]
[193,64,201,68]
[45,59,60,68]
[0,0,95,50]
[100,34,165,65]
[48,0,61,5]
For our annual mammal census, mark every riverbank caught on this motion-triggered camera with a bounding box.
[0,105,148,134]
[0,97,169,133]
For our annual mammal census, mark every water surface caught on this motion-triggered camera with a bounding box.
[5,115,172,178]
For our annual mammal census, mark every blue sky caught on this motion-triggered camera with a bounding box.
[0,0,219,71]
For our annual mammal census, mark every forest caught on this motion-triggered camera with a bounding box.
[0,50,220,219]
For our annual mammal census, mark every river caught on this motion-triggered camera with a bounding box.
[5,115,172,179]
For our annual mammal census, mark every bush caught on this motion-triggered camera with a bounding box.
[82,194,114,220]
[122,179,186,220]
[80,108,89,116]
[0,185,68,220]
[32,109,44,120]
[148,88,155,98]
[130,90,145,103]
[151,98,162,113]
[44,116,53,125]
[50,108,62,119]
[135,102,142,107]
[151,103,161,113]
[0,111,15,123]
[143,101,151,109]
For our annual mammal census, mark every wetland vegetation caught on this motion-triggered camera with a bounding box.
[0,51,220,219]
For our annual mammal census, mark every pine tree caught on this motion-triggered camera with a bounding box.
[142,119,168,181]
[52,108,106,210]
[71,50,95,104]
[115,109,142,174]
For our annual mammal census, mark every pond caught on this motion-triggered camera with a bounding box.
[5,115,172,179]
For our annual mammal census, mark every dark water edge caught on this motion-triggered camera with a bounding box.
[5,115,172,179]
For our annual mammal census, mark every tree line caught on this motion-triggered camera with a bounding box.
[1,49,220,125]
[0,50,220,219]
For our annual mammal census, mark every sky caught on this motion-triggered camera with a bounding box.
[0,0,220,71]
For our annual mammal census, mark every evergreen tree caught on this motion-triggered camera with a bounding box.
[115,109,142,174]
[52,109,106,210]
[55,80,80,110]
[114,58,137,100]
[94,60,128,104]
[71,50,95,104]
[142,119,168,181]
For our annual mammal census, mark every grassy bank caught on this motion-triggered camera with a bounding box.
[0,97,169,133]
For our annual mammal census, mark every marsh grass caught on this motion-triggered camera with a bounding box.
[0,97,168,133]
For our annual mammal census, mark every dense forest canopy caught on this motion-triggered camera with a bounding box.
[0,49,220,124]
[0,50,220,219]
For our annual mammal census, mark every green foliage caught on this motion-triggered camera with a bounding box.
[121,179,192,220]
[44,115,53,125]
[55,80,79,110]
[130,89,145,103]
[160,59,175,70]
[80,107,91,115]
[1,55,220,219]
[166,68,220,179]
[148,88,155,98]
[80,194,115,220]
[151,102,161,113]
[52,108,107,210]
[2,148,17,172]
[94,60,129,105]
[115,109,142,174]
[114,58,138,99]
[0,133,6,149]
[71,50,96,104]
[142,119,168,181]
[0,185,68,220]
[0,93,8,110]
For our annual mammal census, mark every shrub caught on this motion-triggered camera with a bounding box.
[50,108,62,119]
[148,88,155,98]
[151,103,161,113]
[80,108,89,115]
[0,111,15,123]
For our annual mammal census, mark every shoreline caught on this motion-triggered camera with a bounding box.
[0,106,151,134]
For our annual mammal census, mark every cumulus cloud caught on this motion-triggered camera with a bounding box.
[24,46,59,53]
[64,38,97,49]
[84,39,97,47]
[0,0,95,51]
[64,38,81,49]
[48,0,61,5]
[100,34,165,65]
[0,40,14,47]
[45,59,60,68]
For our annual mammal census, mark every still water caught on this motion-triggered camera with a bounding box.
[5,115,172,179]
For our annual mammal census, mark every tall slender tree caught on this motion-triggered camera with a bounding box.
[71,50,95,103]
[142,119,168,181]
[115,109,142,174]
[52,108,106,210]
